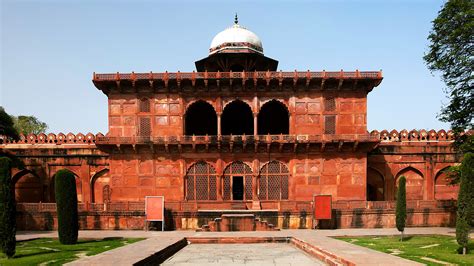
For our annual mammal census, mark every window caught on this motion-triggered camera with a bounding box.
[185,162,217,201]
[139,117,151,136]
[259,161,289,200]
[324,115,336,134]
[324,97,336,111]
[139,98,150,112]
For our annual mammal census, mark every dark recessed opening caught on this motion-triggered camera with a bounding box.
[221,100,253,135]
[185,101,217,135]
[258,100,289,135]
[232,176,244,200]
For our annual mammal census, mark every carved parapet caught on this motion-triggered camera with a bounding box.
[0,132,104,145]
[369,129,463,142]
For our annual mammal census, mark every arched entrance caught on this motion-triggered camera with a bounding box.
[184,100,217,135]
[434,168,459,200]
[221,100,253,135]
[50,170,82,203]
[90,168,110,203]
[396,167,424,200]
[223,161,253,201]
[367,168,384,201]
[12,169,43,202]
[258,100,289,134]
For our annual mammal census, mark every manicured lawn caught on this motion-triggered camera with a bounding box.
[0,237,144,265]
[335,235,474,266]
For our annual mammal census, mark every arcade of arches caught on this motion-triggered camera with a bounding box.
[184,99,289,136]
[185,160,289,202]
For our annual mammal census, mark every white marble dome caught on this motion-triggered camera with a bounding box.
[209,19,263,55]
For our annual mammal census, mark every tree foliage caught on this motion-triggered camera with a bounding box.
[11,115,48,135]
[55,169,78,245]
[396,176,407,241]
[0,157,16,258]
[456,152,474,254]
[424,0,473,133]
[0,107,19,141]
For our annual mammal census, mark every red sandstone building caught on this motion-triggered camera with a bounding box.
[2,19,461,230]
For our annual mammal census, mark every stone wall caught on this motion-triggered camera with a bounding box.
[15,200,456,231]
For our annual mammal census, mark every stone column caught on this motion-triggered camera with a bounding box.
[253,114,258,136]
[426,159,434,200]
[217,113,221,136]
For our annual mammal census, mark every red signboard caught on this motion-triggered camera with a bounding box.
[313,195,332,220]
[145,196,164,231]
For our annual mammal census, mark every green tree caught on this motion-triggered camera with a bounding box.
[0,157,16,258]
[424,0,473,134]
[11,115,48,135]
[0,107,19,141]
[456,152,474,255]
[55,169,78,244]
[396,176,407,241]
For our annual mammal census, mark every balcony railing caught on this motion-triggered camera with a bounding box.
[95,134,378,145]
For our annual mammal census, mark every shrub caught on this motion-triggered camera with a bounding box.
[456,152,474,255]
[396,175,407,241]
[55,169,78,244]
[0,157,16,258]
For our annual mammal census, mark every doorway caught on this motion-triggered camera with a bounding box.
[232,176,244,200]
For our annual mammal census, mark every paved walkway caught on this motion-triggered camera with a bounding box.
[16,227,464,266]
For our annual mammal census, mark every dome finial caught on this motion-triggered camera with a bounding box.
[234,13,238,25]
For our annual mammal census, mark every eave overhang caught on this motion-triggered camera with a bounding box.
[92,70,383,95]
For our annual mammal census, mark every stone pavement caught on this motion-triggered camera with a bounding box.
[16,227,464,266]
[162,243,325,266]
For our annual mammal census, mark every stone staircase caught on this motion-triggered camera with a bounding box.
[197,213,279,232]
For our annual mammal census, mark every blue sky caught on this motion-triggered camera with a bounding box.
[1,0,449,134]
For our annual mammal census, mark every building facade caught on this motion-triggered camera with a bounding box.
[2,19,461,230]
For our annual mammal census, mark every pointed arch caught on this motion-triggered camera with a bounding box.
[50,169,82,203]
[90,168,110,203]
[367,167,384,201]
[434,166,459,200]
[259,160,289,200]
[395,166,424,200]
[12,168,42,203]
[258,100,289,134]
[12,168,40,184]
[184,100,217,135]
[221,100,253,135]
[185,161,217,201]
[223,161,253,200]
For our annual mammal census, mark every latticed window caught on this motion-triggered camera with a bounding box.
[259,161,289,200]
[223,161,253,200]
[324,97,336,111]
[185,161,217,201]
[139,98,150,112]
[324,115,336,134]
[139,117,151,136]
